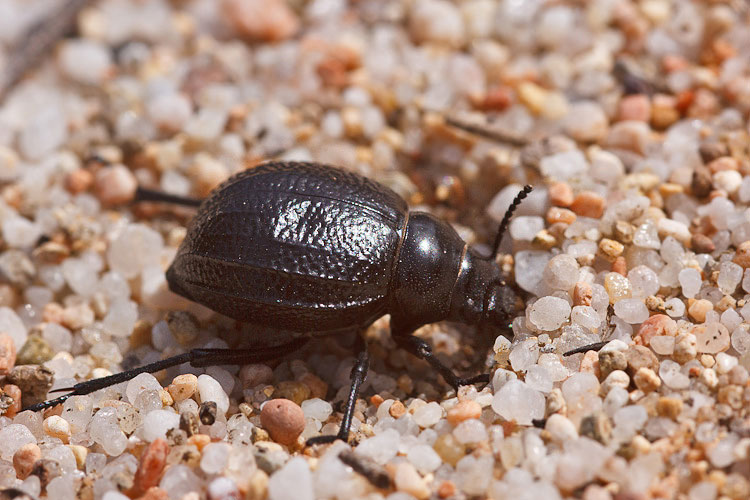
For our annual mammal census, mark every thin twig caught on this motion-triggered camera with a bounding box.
[338,449,390,489]
[444,116,529,146]
[0,0,93,101]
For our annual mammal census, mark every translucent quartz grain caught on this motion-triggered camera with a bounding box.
[528,296,571,331]
[0,424,35,461]
[614,298,649,324]
[717,261,743,294]
[627,265,659,298]
[543,254,579,291]
[491,380,544,425]
[510,216,544,241]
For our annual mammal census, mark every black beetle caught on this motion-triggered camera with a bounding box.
[29,161,530,445]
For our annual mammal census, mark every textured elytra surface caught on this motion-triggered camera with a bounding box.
[167,162,408,334]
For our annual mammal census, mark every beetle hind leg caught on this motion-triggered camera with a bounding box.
[394,334,489,392]
[307,338,369,446]
[24,338,309,412]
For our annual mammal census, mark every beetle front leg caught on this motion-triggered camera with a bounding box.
[307,340,369,446]
[394,334,489,391]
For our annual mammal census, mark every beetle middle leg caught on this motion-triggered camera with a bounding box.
[307,336,369,446]
[393,332,490,391]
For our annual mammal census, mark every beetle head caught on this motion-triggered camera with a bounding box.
[487,282,523,328]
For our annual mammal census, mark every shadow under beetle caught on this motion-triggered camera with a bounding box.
[29,161,530,445]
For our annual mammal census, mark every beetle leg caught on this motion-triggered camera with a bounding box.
[394,335,489,391]
[307,340,369,446]
[134,186,202,207]
[24,338,309,412]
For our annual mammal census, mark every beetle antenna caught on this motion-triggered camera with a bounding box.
[489,185,533,259]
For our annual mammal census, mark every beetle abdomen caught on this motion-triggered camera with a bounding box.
[167,162,408,333]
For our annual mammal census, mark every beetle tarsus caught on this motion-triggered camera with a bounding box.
[563,341,609,356]
[307,341,369,447]
[394,335,489,392]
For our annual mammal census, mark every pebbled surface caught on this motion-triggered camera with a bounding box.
[167,162,408,335]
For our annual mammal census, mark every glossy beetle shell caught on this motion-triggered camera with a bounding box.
[166,161,408,335]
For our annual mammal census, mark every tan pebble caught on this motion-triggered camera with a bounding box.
[633,367,661,393]
[598,350,627,379]
[370,394,384,407]
[260,399,305,446]
[247,470,269,500]
[274,380,310,405]
[644,295,665,313]
[446,400,482,426]
[133,438,169,495]
[532,230,557,249]
[613,220,635,244]
[433,433,465,466]
[94,164,137,206]
[13,443,41,479]
[517,82,548,115]
[546,207,576,225]
[341,107,363,138]
[549,182,573,207]
[733,241,750,268]
[699,354,715,368]
[691,322,730,353]
[717,385,743,409]
[137,487,169,500]
[298,372,328,400]
[397,374,414,394]
[389,400,406,418]
[168,374,198,402]
[573,282,593,306]
[716,294,736,312]
[42,302,65,323]
[68,445,87,469]
[673,335,697,363]
[437,480,456,499]
[691,167,713,198]
[61,302,95,330]
[691,233,715,254]
[700,367,718,389]
[579,350,600,378]
[239,364,274,389]
[651,93,679,129]
[656,397,683,420]
[625,345,659,374]
[189,154,229,198]
[570,191,606,218]
[618,94,651,122]
[688,299,713,322]
[159,389,173,407]
[2,384,21,418]
[707,156,739,173]
[394,462,429,500]
[658,183,684,197]
[64,168,93,194]
[637,314,677,346]
[44,415,71,442]
[611,256,627,276]
[129,320,152,350]
[187,434,211,451]
[0,333,17,376]
[599,238,624,259]
[222,0,299,42]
